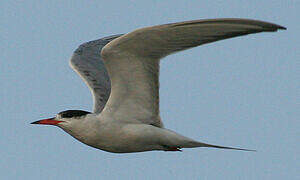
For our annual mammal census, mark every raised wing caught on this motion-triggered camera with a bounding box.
[70,34,123,113]
[101,18,285,127]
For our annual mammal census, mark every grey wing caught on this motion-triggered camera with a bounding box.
[70,34,123,113]
[101,18,285,127]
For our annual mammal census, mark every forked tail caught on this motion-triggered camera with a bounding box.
[186,141,256,152]
[161,128,256,152]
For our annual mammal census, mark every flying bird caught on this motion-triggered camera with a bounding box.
[31,19,285,153]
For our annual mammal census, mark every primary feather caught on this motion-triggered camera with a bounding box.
[69,35,123,113]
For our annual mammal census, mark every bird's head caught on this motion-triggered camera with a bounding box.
[31,110,92,126]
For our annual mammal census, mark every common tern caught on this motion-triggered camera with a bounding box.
[32,18,285,153]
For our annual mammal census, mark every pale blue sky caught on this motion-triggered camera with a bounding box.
[1,1,298,179]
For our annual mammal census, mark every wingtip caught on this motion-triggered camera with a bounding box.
[273,22,287,31]
[265,24,286,32]
[279,26,287,30]
[274,24,287,30]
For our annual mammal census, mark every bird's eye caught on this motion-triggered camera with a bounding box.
[58,110,91,119]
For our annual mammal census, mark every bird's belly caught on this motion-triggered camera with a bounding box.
[84,124,165,153]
